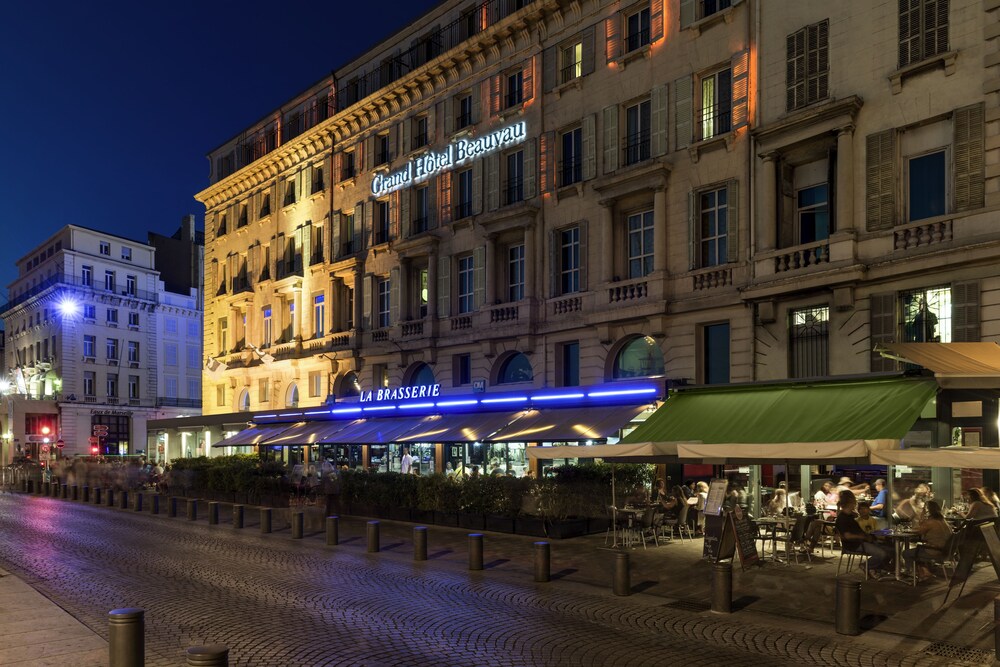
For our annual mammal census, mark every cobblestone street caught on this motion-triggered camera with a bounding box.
[0,492,994,666]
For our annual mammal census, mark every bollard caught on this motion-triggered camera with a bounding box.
[169,497,178,518]
[534,541,551,583]
[119,490,129,510]
[72,485,79,501]
[291,511,303,539]
[134,493,143,512]
[151,494,160,515]
[260,508,272,534]
[232,504,244,529]
[108,607,145,667]
[186,499,197,521]
[94,487,103,505]
[83,485,90,502]
[326,516,339,545]
[835,577,861,635]
[42,481,48,496]
[185,645,229,667]
[62,484,69,499]
[613,551,631,596]
[22,479,28,493]
[712,561,733,613]
[107,489,115,507]
[208,502,219,525]
[994,597,1000,659]
[414,526,428,561]
[367,521,380,553]
[468,533,484,571]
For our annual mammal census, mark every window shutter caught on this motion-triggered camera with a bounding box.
[687,191,697,271]
[898,0,921,68]
[247,244,255,287]
[490,74,503,117]
[679,0,695,29]
[582,114,597,181]
[362,275,373,330]
[392,191,402,240]
[399,190,410,235]
[399,119,409,156]
[524,137,538,198]
[522,57,534,102]
[472,84,482,124]
[538,133,553,193]
[543,45,558,92]
[363,200,374,247]
[581,25,596,76]
[952,280,980,342]
[390,267,400,325]
[334,153,343,183]
[437,256,451,317]
[439,173,452,225]
[605,16,620,62]
[426,105,435,144]
[923,0,950,61]
[727,180,739,264]
[954,102,985,212]
[427,181,437,229]
[731,50,750,131]
[651,0,664,42]
[650,85,668,157]
[549,231,559,298]
[474,246,486,309]
[472,158,483,215]
[356,140,366,173]
[674,75,693,150]
[579,220,589,292]
[444,97,454,136]
[813,21,830,103]
[353,203,363,247]
[865,130,896,231]
[786,28,805,111]
[869,293,897,372]
[332,211,342,256]
[603,105,619,174]
[486,154,500,211]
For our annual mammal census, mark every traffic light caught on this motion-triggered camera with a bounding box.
[90,445,99,455]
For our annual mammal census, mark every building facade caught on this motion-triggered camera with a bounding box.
[0,224,203,463]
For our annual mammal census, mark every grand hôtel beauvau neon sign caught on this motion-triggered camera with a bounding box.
[370,121,527,198]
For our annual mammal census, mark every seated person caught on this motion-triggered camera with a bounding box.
[836,491,892,574]
[803,505,829,550]
[902,500,952,580]
[766,489,788,516]
[964,488,998,520]
[855,502,877,534]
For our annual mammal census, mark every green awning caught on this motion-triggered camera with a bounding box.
[620,377,937,457]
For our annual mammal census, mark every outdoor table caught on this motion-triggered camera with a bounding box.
[872,527,920,582]
[613,508,642,549]
[755,515,795,562]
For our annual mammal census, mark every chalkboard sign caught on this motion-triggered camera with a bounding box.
[703,478,728,517]
[980,522,1000,581]
[729,507,760,570]
[703,513,725,560]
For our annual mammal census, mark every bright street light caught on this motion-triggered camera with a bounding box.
[56,297,80,317]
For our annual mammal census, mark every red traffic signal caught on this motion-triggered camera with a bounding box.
[56,439,65,449]
[90,446,99,455]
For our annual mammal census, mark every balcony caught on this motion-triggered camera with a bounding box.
[276,256,303,280]
[1,271,159,316]
[772,241,830,273]
[450,315,473,331]
[410,218,429,237]
[340,240,357,258]
[453,201,474,221]
[608,279,649,304]
[894,218,953,251]
[691,265,734,291]
[156,397,203,408]
[502,178,524,206]
[411,133,428,151]
[622,130,651,166]
[489,304,520,323]
[558,158,581,188]
[551,296,582,315]
[401,321,425,337]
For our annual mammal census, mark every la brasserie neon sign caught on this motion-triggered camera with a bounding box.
[370,121,527,198]
[360,384,442,403]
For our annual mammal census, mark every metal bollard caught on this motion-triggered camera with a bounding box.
[208,502,219,525]
[72,485,79,501]
[835,577,861,635]
[260,508,272,534]
[326,516,339,545]
[185,645,229,667]
[62,484,69,499]
[107,489,115,507]
[468,533,484,571]
[292,511,303,538]
[534,541,551,583]
[232,504,244,529]
[168,497,178,518]
[414,526,428,561]
[186,499,197,521]
[94,487,102,505]
[134,493,143,512]
[994,597,1000,659]
[119,490,129,510]
[83,486,90,502]
[367,521,381,553]
[108,607,145,667]
[613,551,631,596]
[712,561,733,613]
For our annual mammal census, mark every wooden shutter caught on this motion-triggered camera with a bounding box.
[522,57,534,102]
[605,15,620,62]
[865,130,896,231]
[438,174,452,225]
[427,180,437,229]
[486,154,500,211]
[353,203,363,248]
[954,102,985,212]
[651,0,664,42]
[581,25,596,76]
[332,211,342,257]
[490,74,503,117]
[538,133,554,193]
[437,256,451,317]
[443,97,454,136]
[524,137,538,198]
[952,280,980,342]
[731,50,750,131]
[548,230,559,298]
[543,45,558,92]
[362,275,373,330]
[582,114,597,181]
[674,75,693,150]
[579,220,589,292]
[812,21,830,103]
[679,0,696,29]
[472,158,483,215]
[363,200,374,247]
[472,84,482,124]
[869,293,897,372]
[603,105,618,174]
[356,140,366,173]
[392,191,402,240]
[473,246,486,309]
[687,191,697,270]
[650,85,668,157]
[399,190,410,235]
[426,105,435,144]
[334,153,344,184]
[727,180,739,263]
[924,0,949,60]
[898,0,921,68]
[399,119,409,156]
[786,27,805,111]
[390,267,400,325]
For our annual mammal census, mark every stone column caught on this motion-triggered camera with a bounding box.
[653,188,667,273]
[485,236,497,305]
[599,199,615,282]
[330,276,341,333]
[292,286,303,342]
[836,125,855,233]
[229,307,240,352]
[758,153,778,253]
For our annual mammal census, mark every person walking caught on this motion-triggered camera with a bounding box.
[400,446,415,475]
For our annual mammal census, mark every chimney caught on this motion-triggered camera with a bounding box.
[181,214,195,242]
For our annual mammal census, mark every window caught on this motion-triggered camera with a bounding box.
[508,244,525,302]
[455,354,472,386]
[260,194,271,217]
[612,336,664,378]
[341,211,356,255]
[377,278,391,328]
[457,93,474,130]
[129,311,140,328]
[375,200,390,244]
[374,364,390,389]
[165,344,177,366]
[128,341,139,364]
[413,116,429,150]
[787,21,829,112]
[902,287,952,343]
[107,374,118,398]
[560,127,582,187]
[375,134,390,165]
[504,151,524,206]
[458,255,475,314]
[125,275,136,296]
[700,67,732,140]
[83,371,95,397]
[218,318,228,353]
[560,341,580,386]
[498,353,533,384]
[283,179,296,207]
[703,323,730,384]
[413,187,429,235]
[82,265,93,287]
[99,241,111,256]
[797,184,830,244]
[561,41,583,84]
[263,306,272,347]
[908,150,947,221]
[83,335,95,358]
[259,378,270,403]
[309,371,323,398]
[286,302,295,341]
[128,376,139,400]
[187,345,199,368]
[287,384,299,408]
[216,385,226,407]
[455,168,473,219]
[899,0,949,68]
[505,70,523,108]
[560,227,581,295]
[790,306,829,378]
[627,210,654,278]
[121,246,132,261]
[314,294,325,338]
[106,338,119,361]
[698,0,732,21]
[106,308,118,326]
[409,363,436,387]
[165,318,178,335]
[624,99,651,165]
[625,6,651,52]
[416,267,429,318]
[238,204,248,228]
[699,187,728,267]
[83,305,96,320]
[104,270,116,292]
[311,166,324,195]
[217,214,228,236]
[341,151,356,181]
[188,320,199,337]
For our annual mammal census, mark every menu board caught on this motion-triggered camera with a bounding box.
[703,514,725,560]
[729,507,760,570]
[980,522,1000,581]
[703,478,728,517]
[709,508,760,570]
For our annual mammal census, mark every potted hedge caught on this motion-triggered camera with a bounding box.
[433,476,461,526]
[458,476,487,530]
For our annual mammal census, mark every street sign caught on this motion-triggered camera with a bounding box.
[56,439,65,449]
[41,445,50,453]
[92,425,109,436]
[88,436,99,446]
[472,379,486,392]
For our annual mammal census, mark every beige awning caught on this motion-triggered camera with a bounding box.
[876,342,1000,388]
[676,439,898,463]
[525,441,689,461]
[871,446,1000,469]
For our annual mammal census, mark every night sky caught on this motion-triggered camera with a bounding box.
[0,0,441,295]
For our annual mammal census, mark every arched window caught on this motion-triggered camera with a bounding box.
[612,336,665,379]
[286,383,299,408]
[498,353,533,384]
[407,363,436,387]
[339,371,360,398]
[238,389,250,412]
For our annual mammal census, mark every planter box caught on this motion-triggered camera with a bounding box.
[515,517,547,537]
[459,512,486,530]
[547,518,589,540]
[352,503,376,518]
[412,509,435,525]
[388,507,412,522]
[587,517,611,535]
[434,511,459,527]
[485,515,515,534]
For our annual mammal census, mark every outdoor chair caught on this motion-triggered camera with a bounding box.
[911,532,960,586]
[776,515,812,565]
[638,507,659,549]
[836,531,870,579]
[662,502,693,541]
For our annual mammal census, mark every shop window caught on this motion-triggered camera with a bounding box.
[498,353,533,384]
[612,336,664,379]
[790,306,829,378]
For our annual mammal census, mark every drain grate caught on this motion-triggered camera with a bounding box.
[921,641,994,663]
[662,600,711,613]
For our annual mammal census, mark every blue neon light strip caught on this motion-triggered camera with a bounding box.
[436,399,479,407]
[533,393,586,401]
[587,388,658,398]
[399,402,436,410]
[480,396,529,404]
[303,410,332,416]
[362,405,397,412]
[255,414,277,419]
[330,407,363,415]
[278,412,303,417]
